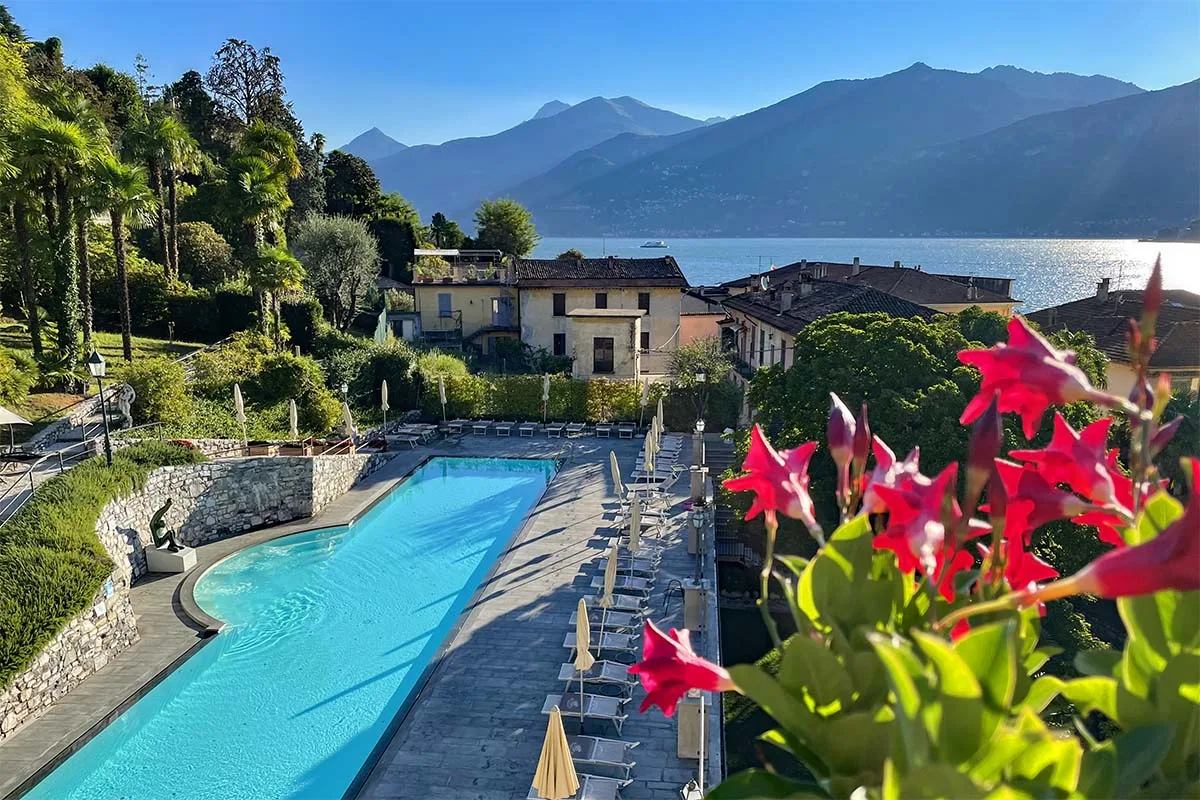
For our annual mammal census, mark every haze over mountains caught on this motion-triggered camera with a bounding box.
[343,64,1199,237]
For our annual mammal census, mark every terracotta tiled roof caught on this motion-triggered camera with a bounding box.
[515,256,687,287]
[723,278,939,335]
[722,261,1016,304]
[1025,289,1200,368]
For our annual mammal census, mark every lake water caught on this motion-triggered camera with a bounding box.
[533,237,1200,311]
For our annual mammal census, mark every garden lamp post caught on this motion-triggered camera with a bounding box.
[693,370,707,427]
[86,350,113,467]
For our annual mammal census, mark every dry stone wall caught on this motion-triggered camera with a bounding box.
[0,451,391,741]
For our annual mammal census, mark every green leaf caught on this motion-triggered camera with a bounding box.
[1009,708,1083,792]
[759,728,830,779]
[1074,648,1121,677]
[729,664,815,739]
[823,711,891,778]
[1024,675,1065,714]
[869,633,931,772]
[1062,676,1119,718]
[1155,652,1200,774]
[898,764,985,799]
[775,554,809,579]
[780,634,854,715]
[955,621,1019,711]
[706,769,830,799]
[1023,646,1062,676]
[914,631,988,763]
[1110,724,1175,797]
[848,650,889,707]
[1167,590,1200,650]
[1127,490,1184,545]
[1078,742,1116,798]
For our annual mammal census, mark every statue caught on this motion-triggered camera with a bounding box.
[150,499,183,552]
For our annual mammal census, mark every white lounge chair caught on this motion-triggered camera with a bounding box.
[471,419,494,436]
[447,419,469,434]
[584,594,645,614]
[570,608,640,630]
[566,422,587,437]
[568,735,639,780]
[543,691,629,735]
[526,773,630,800]
[546,422,566,438]
[590,574,652,596]
[519,422,539,437]
[563,631,637,658]
[595,423,613,438]
[617,423,636,439]
[494,421,515,436]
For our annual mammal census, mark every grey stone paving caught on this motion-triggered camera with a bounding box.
[1,434,717,800]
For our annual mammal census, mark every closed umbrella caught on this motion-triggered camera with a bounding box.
[438,375,447,421]
[373,308,389,345]
[656,396,664,433]
[628,498,642,582]
[642,429,655,477]
[598,544,618,646]
[608,451,622,498]
[381,379,390,428]
[233,383,247,451]
[0,406,30,452]
[288,399,299,440]
[639,380,650,427]
[573,597,595,730]
[532,706,580,800]
[542,373,551,422]
[341,401,357,445]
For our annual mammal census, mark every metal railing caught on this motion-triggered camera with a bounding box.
[0,437,102,525]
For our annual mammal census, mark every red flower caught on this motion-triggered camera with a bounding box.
[827,392,855,469]
[722,425,818,532]
[959,316,1106,439]
[1022,459,1200,603]
[628,620,736,715]
[860,436,922,516]
[978,536,1058,596]
[1073,449,1166,547]
[852,402,871,476]
[872,463,989,600]
[1010,413,1117,505]
[994,459,1090,541]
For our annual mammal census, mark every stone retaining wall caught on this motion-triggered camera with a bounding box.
[0,451,391,742]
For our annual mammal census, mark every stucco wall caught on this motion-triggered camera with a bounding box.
[413,283,517,345]
[568,317,642,379]
[520,287,681,376]
[680,313,724,346]
[726,308,793,370]
[0,452,391,741]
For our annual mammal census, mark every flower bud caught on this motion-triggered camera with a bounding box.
[966,393,1002,503]
[1140,256,1163,343]
[987,463,1008,535]
[1149,415,1183,460]
[1152,373,1172,420]
[1128,378,1153,413]
[852,403,871,475]
[827,392,855,469]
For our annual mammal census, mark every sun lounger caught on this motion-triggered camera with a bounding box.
[566,422,587,437]
[590,575,652,596]
[564,631,636,658]
[543,691,629,735]
[447,419,469,434]
[519,422,538,437]
[617,424,636,439]
[471,419,493,436]
[570,609,640,630]
[568,735,639,780]
[598,557,657,577]
[546,422,566,438]
[595,424,613,438]
[584,594,645,614]
[495,421,514,436]
[558,660,639,691]
[526,773,630,800]
[389,434,420,449]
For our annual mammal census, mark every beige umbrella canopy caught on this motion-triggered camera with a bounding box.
[532,706,580,800]
[609,451,622,497]
[629,498,641,554]
[288,399,299,439]
[600,545,617,611]
[642,430,655,475]
[0,406,30,451]
[573,597,595,729]
[656,396,664,431]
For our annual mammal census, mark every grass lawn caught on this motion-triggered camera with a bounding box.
[0,319,206,362]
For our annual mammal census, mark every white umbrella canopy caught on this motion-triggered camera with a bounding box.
[532,706,580,800]
[608,451,622,497]
[341,402,357,439]
[233,384,247,425]
[381,380,390,411]
[642,430,655,474]
[656,396,664,430]
[629,498,641,554]
[574,597,595,671]
[288,399,299,439]
[0,407,30,426]
[640,380,650,408]
[600,545,618,610]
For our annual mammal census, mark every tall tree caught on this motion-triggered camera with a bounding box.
[293,214,380,331]
[164,69,229,158]
[205,39,285,127]
[91,155,156,361]
[123,112,170,267]
[474,198,540,257]
[323,149,379,217]
[428,211,465,249]
[248,246,304,350]
[157,112,199,279]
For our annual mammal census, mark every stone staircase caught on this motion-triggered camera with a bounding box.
[708,436,762,568]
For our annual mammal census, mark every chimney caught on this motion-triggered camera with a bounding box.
[779,290,794,312]
[967,277,977,301]
[893,260,901,269]
[852,257,861,276]
[1047,308,1058,327]
[800,259,808,270]
[1096,278,1110,302]
[799,276,813,297]
[813,263,827,279]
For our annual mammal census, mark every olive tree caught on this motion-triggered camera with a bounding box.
[293,214,379,330]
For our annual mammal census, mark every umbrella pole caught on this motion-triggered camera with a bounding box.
[579,669,585,733]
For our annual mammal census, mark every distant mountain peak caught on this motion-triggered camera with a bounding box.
[338,127,407,162]
[703,116,727,125]
[533,100,571,120]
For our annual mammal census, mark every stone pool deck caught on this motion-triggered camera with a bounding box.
[0,435,721,800]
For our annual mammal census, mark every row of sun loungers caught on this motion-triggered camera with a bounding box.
[444,420,651,439]
[533,449,685,800]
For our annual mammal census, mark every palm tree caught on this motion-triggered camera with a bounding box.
[248,246,304,350]
[73,164,109,354]
[238,121,300,183]
[92,155,156,361]
[123,113,170,269]
[160,117,198,280]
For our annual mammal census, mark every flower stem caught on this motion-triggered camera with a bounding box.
[933,592,1023,632]
[759,515,784,653]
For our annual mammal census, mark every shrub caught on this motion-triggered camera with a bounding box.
[280,296,324,353]
[246,352,342,433]
[384,289,413,312]
[0,346,36,406]
[176,221,235,287]
[116,357,189,424]
[165,282,257,342]
[0,442,203,687]
[189,331,273,400]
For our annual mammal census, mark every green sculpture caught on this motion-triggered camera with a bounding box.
[150,499,183,552]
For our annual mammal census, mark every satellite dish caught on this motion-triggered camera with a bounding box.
[759,275,770,291]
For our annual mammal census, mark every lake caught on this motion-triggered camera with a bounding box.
[532,237,1200,312]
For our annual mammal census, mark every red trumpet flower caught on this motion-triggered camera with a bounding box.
[1010,413,1118,505]
[628,621,736,716]
[994,459,1091,541]
[722,425,819,533]
[959,316,1107,439]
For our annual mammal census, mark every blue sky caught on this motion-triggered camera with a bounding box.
[11,1,1199,148]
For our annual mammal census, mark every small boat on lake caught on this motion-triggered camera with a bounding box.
[640,240,668,248]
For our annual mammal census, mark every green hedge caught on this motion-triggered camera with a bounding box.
[0,441,204,688]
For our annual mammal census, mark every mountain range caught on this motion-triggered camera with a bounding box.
[344,64,1199,236]
[338,127,407,162]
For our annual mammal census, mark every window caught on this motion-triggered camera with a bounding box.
[640,331,650,351]
[758,328,766,364]
[491,296,513,326]
[595,292,608,309]
[552,293,566,317]
[437,293,452,318]
[637,292,650,313]
[593,337,615,374]
[553,333,566,356]
[780,338,788,369]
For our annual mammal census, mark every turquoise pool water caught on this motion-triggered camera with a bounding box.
[27,457,555,800]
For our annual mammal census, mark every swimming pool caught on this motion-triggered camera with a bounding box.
[26,457,556,800]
